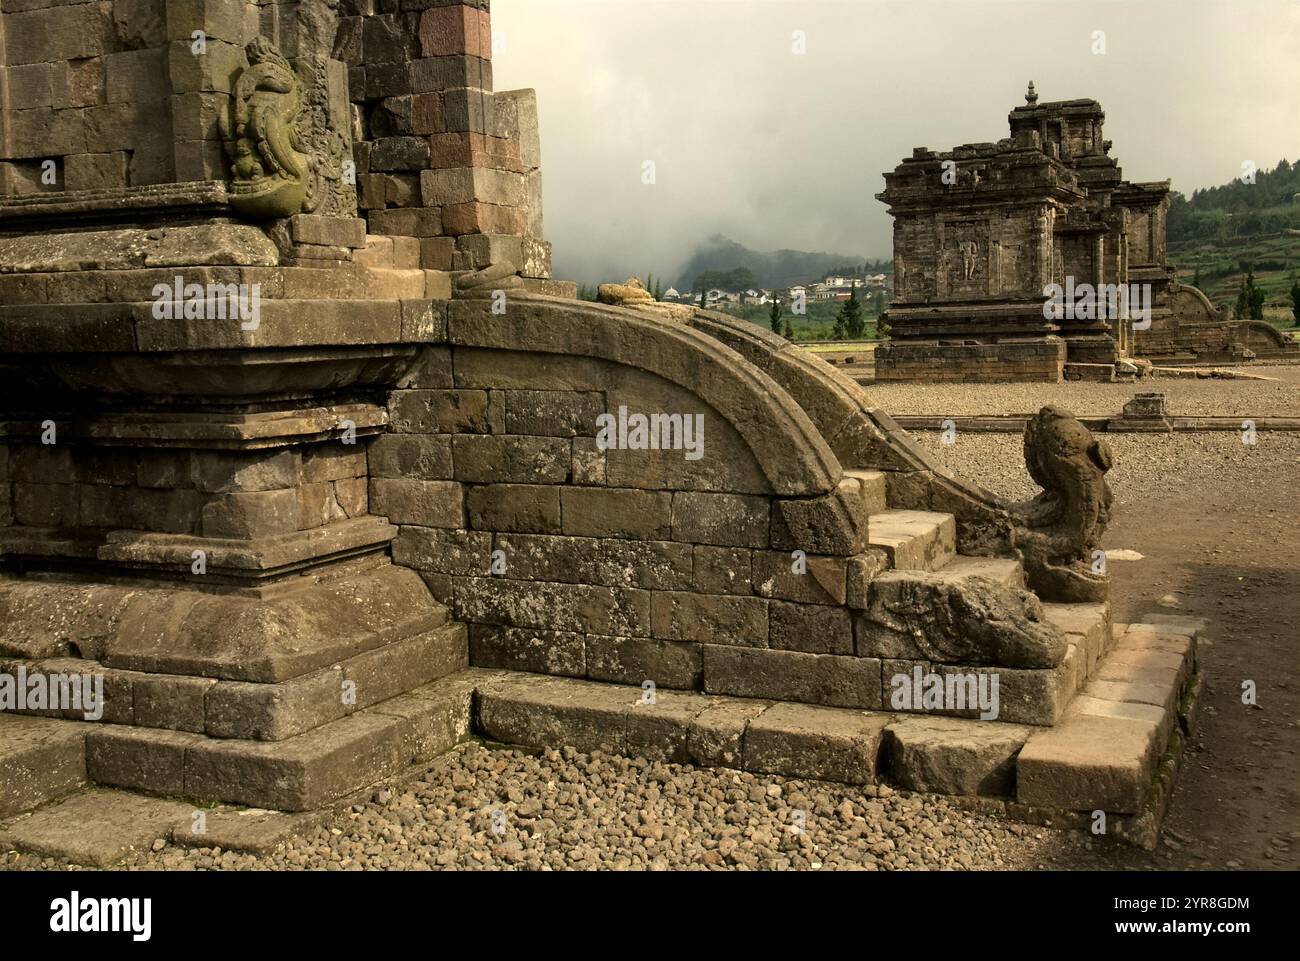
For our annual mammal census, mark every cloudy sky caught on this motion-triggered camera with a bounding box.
[492,0,1300,287]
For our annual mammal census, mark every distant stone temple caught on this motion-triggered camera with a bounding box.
[876,84,1297,382]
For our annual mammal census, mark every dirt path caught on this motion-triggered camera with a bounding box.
[1097,482,1300,869]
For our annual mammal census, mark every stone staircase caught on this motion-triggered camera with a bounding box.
[0,470,1124,818]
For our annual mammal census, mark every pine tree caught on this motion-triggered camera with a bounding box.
[783,314,794,339]
[838,282,865,339]
[654,278,663,302]
[1234,275,1250,320]
[1191,266,1201,290]
[1290,273,1300,327]
[769,299,783,335]
[1247,267,1265,320]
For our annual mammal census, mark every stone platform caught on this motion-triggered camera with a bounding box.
[0,614,1200,862]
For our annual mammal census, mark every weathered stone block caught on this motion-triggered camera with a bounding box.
[702,645,882,709]
[421,166,524,207]
[466,484,561,533]
[1017,712,1162,813]
[686,699,769,769]
[884,716,1031,797]
[344,624,467,711]
[392,526,492,577]
[452,435,569,483]
[585,635,702,690]
[651,592,768,646]
[388,388,492,433]
[452,577,651,637]
[570,437,606,486]
[475,676,631,756]
[469,624,586,677]
[206,668,345,742]
[191,450,297,494]
[501,389,604,437]
[132,674,216,734]
[199,489,299,538]
[560,487,672,539]
[368,434,453,479]
[419,5,493,59]
[64,152,128,191]
[771,476,869,555]
[85,727,194,799]
[182,713,406,811]
[369,478,463,527]
[743,702,889,783]
[753,551,847,605]
[768,600,854,655]
[693,545,752,596]
[289,215,368,249]
[0,716,87,819]
[670,491,770,548]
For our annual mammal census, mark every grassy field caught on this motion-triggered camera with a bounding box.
[721,300,888,341]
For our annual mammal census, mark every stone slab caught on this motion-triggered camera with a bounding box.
[743,701,890,784]
[884,716,1031,797]
[0,789,193,868]
[0,714,88,818]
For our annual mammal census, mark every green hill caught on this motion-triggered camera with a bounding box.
[1166,159,1300,326]
[675,235,887,291]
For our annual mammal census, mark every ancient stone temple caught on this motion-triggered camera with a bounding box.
[1,5,1198,850]
[876,86,1162,381]
[876,85,1297,382]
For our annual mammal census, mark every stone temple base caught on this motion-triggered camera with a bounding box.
[0,613,1201,858]
[874,337,1067,384]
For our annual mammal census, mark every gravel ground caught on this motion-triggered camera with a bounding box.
[863,364,1300,417]
[2,744,1125,872]
[912,430,1300,502]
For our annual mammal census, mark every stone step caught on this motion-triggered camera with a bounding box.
[867,509,956,571]
[1016,618,1199,814]
[0,714,89,819]
[2,621,469,742]
[1042,600,1112,682]
[0,789,195,868]
[472,671,1064,796]
[929,554,1025,589]
[474,671,891,784]
[83,668,487,812]
[353,235,398,269]
[845,469,889,516]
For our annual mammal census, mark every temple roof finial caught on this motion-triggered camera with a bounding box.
[1026,81,1038,105]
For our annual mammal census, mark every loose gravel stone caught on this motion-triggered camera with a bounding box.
[0,743,1130,872]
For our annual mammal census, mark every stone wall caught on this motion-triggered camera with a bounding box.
[874,338,1067,384]
[1,0,219,190]
[1134,284,1300,362]
[333,0,550,276]
[372,297,884,704]
[0,0,547,273]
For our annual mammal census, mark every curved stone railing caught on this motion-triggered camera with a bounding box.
[447,295,844,498]
[685,308,1018,556]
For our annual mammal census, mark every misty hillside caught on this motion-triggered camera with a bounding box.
[675,235,887,290]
